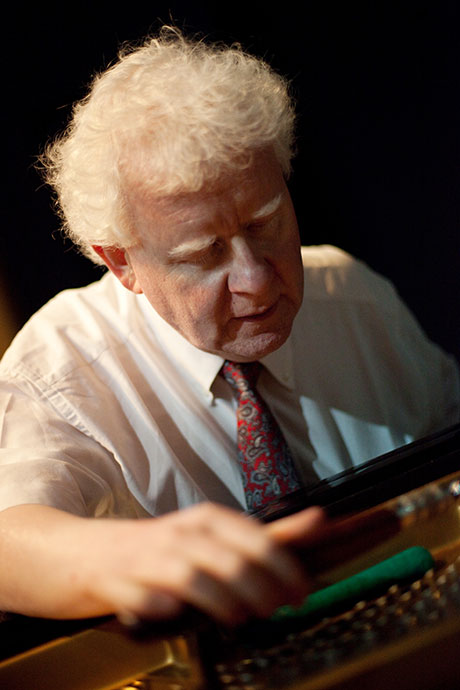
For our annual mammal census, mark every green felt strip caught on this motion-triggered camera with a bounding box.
[272,546,434,622]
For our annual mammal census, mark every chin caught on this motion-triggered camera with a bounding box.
[222,330,290,362]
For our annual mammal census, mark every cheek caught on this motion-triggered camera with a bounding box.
[142,269,228,335]
[183,277,229,327]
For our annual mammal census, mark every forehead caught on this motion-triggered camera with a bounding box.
[125,149,288,236]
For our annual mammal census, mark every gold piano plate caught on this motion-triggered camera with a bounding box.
[0,618,205,690]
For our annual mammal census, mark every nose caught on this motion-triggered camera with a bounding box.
[227,240,274,297]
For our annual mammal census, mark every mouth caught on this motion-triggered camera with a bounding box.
[236,303,278,321]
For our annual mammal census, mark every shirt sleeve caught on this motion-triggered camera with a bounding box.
[0,378,128,516]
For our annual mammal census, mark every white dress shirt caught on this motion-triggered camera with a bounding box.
[0,245,458,518]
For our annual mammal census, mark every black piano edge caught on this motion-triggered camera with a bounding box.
[251,422,460,522]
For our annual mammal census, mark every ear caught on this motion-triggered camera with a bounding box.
[92,246,143,294]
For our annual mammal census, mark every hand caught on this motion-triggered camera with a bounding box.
[84,503,327,626]
[0,502,326,625]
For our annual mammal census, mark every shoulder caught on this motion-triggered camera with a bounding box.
[301,245,400,314]
[0,272,142,386]
[296,245,427,354]
[296,245,460,438]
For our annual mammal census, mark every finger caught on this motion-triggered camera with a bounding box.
[298,508,401,574]
[117,591,185,624]
[165,530,312,617]
[268,506,401,574]
[120,563,250,626]
[265,506,328,546]
[175,570,252,625]
[182,505,310,596]
[94,575,185,621]
[113,581,245,628]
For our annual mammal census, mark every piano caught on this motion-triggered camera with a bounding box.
[2,423,460,689]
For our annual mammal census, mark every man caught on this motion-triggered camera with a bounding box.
[0,27,458,625]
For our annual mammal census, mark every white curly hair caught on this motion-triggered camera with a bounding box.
[42,26,297,263]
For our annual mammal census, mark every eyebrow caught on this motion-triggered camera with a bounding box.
[251,193,283,219]
[168,235,217,261]
[168,193,284,261]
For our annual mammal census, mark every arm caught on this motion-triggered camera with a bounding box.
[0,502,326,626]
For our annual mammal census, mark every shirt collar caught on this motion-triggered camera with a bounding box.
[137,294,295,398]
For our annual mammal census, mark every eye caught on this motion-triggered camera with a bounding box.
[247,212,279,234]
[188,239,224,265]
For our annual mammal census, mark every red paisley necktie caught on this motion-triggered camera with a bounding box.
[222,360,301,510]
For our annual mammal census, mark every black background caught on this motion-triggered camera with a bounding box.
[4,1,460,358]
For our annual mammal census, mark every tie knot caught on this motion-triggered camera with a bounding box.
[221,360,261,395]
